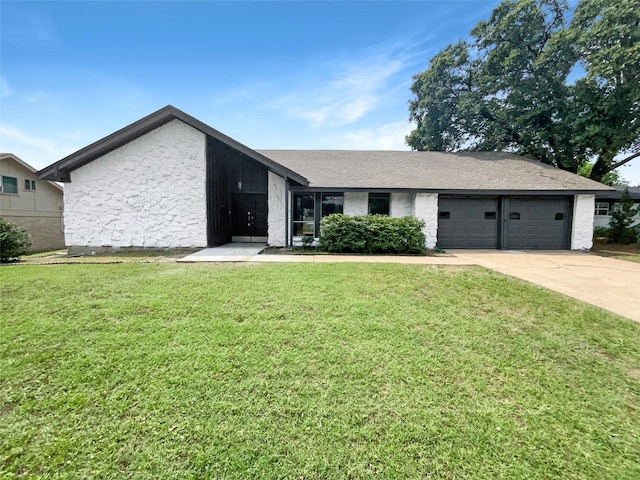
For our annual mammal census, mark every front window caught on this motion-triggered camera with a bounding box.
[368,193,390,215]
[24,179,36,191]
[321,192,343,217]
[293,192,315,236]
[292,192,344,238]
[595,202,609,216]
[1,176,18,194]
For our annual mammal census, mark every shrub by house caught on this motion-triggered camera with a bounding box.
[319,214,425,254]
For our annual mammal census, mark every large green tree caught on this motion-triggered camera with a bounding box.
[407,0,640,183]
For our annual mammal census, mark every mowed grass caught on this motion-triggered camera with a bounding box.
[1,263,639,479]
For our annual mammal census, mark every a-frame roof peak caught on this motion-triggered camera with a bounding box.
[36,106,308,185]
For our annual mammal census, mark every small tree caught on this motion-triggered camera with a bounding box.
[607,188,639,244]
[0,217,32,262]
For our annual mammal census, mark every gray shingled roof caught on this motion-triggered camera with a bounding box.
[595,186,640,200]
[257,150,612,193]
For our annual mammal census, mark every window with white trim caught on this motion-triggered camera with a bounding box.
[595,202,609,216]
[24,179,36,191]
[1,176,18,194]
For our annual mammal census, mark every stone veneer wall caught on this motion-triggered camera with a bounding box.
[571,194,595,250]
[415,193,438,249]
[390,192,414,217]
[64,120,207,248]
[338,191,438,249]
[267,171,286,246]
[343,192,368,216]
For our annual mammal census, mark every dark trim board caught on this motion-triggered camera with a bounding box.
[289,186,600,196]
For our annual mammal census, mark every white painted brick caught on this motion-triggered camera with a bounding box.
[414,193,438,249]
[268,171,286,246]
[64,119,207,248]
[571,194,594,250]
[391,192,414,217]
[344,192,368,216]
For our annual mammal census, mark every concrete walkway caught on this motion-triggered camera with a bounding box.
[179,245,640,322]
[178,243,268,262]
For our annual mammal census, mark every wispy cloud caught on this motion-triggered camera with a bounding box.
[0,124,76,165]
[24,89,52,103]
[21,10,58,47]
[0,77,14,97]
[340,121,413,150]
[272,56,406,128]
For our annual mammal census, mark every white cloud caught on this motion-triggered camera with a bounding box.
[0,76,14,97]
[340,121,414,150]
[271,55,406,128]
[24,89,52,103]
[20,11,58,47]
[0,124,76,167]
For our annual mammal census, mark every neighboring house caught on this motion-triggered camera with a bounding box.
[1,153,65,252]
[37,106,611,252]
[594,186,640,229]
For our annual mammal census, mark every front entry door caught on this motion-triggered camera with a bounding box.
[231,193,268,241]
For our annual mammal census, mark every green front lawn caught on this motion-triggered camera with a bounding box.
[1,263,639,479]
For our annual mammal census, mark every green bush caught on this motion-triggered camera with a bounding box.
[593,226,610,237]
[319,214,426,254]
[0,217,32,262]
[607,188,639,244]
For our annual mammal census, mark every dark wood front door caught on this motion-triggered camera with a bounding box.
[231,194,268,237]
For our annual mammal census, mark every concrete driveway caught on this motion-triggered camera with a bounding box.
[449,250,640,323]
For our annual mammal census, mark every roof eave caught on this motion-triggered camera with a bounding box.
[1,152,64,191]
[290,185,612,194]
[36,105,309,186]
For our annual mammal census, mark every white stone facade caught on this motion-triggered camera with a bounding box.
[571,194,595,250]
[415,193,439,249]
[343,192,369,216]
[390,192,414,217]
[64,120,207,248]
[267,171,286,246]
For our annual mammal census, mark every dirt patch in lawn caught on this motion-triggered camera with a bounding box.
[8,249,199,265]
[591,240,640,263]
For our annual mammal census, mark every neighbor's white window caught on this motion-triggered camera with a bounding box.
[24,179,36,191]
[1,176,18,194]
[595,202,609,216]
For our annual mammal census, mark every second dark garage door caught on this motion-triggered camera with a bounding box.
[504,197,570,249]
[437,196,571,249]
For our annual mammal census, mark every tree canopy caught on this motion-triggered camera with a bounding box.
[407,0,640,183]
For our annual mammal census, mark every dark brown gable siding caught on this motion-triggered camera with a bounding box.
[206,137,231,246]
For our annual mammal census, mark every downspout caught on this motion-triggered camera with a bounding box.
[285,177,290,248]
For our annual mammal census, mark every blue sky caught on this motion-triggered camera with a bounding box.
[1,0,638,185]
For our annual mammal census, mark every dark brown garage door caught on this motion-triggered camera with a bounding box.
[437,197,499,248]
[504,197,570,249]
